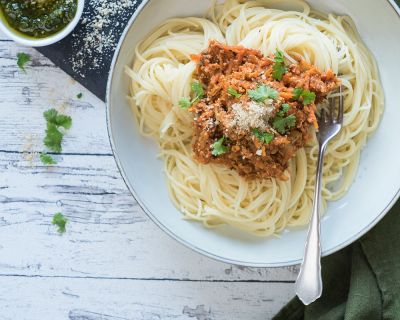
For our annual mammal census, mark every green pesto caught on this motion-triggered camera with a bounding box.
[0,0,77,39]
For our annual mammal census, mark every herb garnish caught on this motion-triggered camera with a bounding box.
[272,50,287,81]
[179,81,205,109]
[292,88,303,101]
[44,108,72,129]
[40,152,57,165]
[211,136,229,156]
[292,88,316,105]
[252,128,274,144]
[228,87,242,98]
[191,81,205,102]
[273,114,297,134]
[17,52,31,72]
[276,103,290,117]
[77,93,83,99]
[178,97,191,110]
[248,84,278,102]
[43,108,72,154]
[52,212,68,234]
[44,123,63,153]
[302,90,316,105]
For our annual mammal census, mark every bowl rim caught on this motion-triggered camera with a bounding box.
[106,0,400,267]
[0,0,85,47]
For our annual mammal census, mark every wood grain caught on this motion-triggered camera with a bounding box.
[0,277,294,320]
[0,151,298,281]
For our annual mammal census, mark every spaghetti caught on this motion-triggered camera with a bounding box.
[126,0,384,237]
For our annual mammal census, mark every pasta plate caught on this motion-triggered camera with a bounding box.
[106,0,400,266]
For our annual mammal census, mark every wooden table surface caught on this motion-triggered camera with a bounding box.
[0,30,297,320]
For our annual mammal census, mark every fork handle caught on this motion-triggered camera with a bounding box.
[295,142,327,305]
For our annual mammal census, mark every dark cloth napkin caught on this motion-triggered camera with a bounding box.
[273,200,400,320]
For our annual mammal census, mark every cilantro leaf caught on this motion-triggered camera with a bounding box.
[54,114,72,129]
[272,63,287,81]
[43,108,58,123]
[227,87,242,98]
[274,50,285,63]
[292,88,316,105]
[52,212,68,234]
[277,103,290,117]
[179,81,206,109]
[42,108,72,157]
[179,97,191,110]
[281,103,290,113]
[292,88,303,101]
[44,123,63,153]
[211,136,229,156]
[252,128,274,144]
[272,50,287,81]
[40,152,57,165]
[273,114,297,134]
[248,85,279,102]
[191,81,205,101]
[77,93,83,99]
[17,52,31,72]
[301,90,316,105]
[44,108,72,129]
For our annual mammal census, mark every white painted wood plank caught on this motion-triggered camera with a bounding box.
[0,276,294,320]
[0,30,9,41]
[0,42,111,154]
[0,151,298,281]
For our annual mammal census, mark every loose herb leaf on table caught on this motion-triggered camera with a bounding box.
[52,212,68,234]
[42,108,72,159]
[17,52,31,72]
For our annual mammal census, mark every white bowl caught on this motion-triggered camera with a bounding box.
[0,0,84,47]
[107,0,400,267]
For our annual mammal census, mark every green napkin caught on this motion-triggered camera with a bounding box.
[273,200,400,320]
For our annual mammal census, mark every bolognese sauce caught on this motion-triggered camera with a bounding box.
[186,41,340,180]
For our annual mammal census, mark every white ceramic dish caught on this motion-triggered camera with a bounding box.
[107,0,400,267]
[0,0,84,47]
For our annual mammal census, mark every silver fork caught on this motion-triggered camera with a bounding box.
[295,85,344,305]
